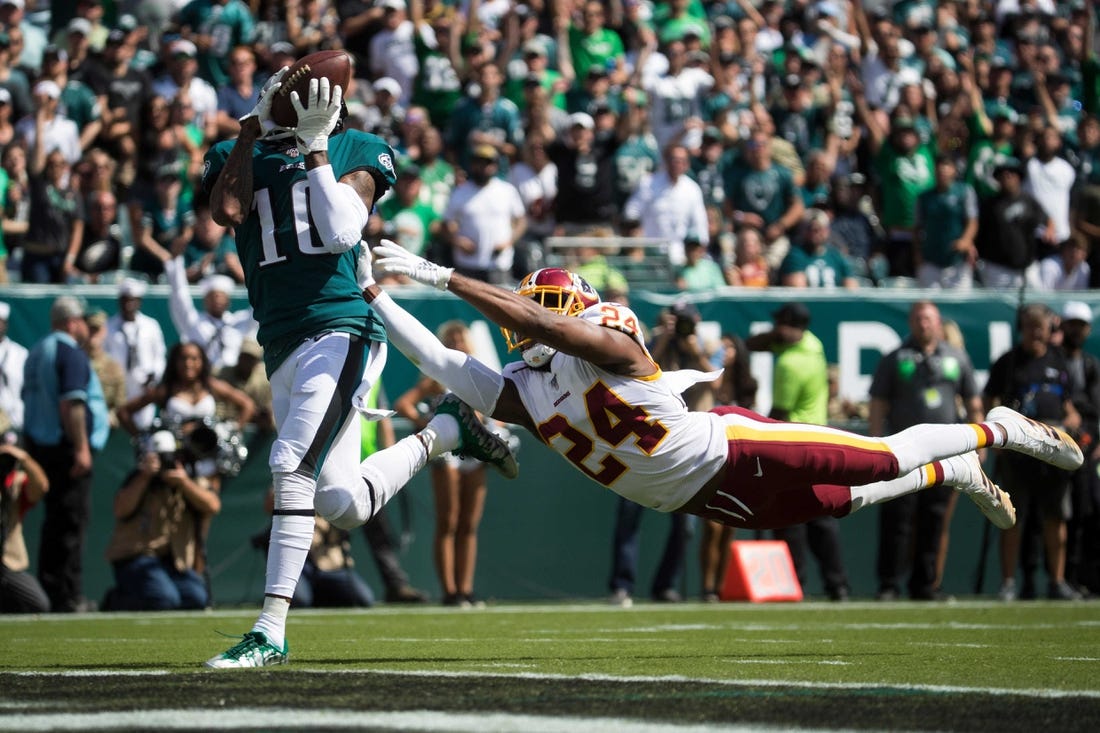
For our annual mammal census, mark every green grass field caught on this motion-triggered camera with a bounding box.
[2,600,1098,732]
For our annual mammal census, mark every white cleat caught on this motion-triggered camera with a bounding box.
[986,406,1084,472]
[946,452,1016,530]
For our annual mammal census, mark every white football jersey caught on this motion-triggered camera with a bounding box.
[503,303,728,511]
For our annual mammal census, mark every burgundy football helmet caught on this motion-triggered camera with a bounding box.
[503,268,601,367]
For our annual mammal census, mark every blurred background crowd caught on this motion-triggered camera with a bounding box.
[0,0,1097,293]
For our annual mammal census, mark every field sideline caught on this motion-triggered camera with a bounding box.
[2,600,1098,732]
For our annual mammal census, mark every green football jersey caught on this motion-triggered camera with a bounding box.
[203,129,397,373]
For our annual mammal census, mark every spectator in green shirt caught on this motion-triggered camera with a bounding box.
[567,1,627,87]
[373,163,440,259]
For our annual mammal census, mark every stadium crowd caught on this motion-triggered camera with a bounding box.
[0,0,1095,291]
[3,0,1100,611]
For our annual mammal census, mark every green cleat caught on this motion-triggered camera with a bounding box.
[204,631,288,669]
[434,393,520,479]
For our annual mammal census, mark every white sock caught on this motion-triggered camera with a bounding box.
[420,413,460,460]
[881,424,982,475]
[848,467,929,512]
[257,470,315,646]
[253,595,290,650]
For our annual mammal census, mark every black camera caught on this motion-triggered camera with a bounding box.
[0,451,17,478]
[138,417,248,477]
[670,300,700,338]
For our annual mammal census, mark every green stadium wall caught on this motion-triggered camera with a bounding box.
[5,284,1096,604]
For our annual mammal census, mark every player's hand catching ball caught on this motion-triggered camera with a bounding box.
[373,240,454,290]
[241,66,287,125]
[291,77,343,154]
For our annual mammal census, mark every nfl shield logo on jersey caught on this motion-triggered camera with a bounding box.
[378,153,395,176]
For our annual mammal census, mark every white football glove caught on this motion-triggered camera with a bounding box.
[291,77,343,154]
[356,242,375,291]
[373,240,453,290]
[240,66,288,125]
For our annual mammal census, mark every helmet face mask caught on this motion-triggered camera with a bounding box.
[502,268,601,366]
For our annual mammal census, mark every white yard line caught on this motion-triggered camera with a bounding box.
[0,708,839,733]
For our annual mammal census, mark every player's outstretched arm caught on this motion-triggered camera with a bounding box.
[373,243,652,376]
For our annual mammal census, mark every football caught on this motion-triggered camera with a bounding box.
[269,50,354,128]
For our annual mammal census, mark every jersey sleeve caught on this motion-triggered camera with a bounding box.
[580,303,647,351]
[335,131,399,200]
[202,141,234,197]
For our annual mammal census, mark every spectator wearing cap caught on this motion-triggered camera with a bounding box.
[964,92,1020,200]
[623,142,708,266]
[52,0,109,53]
[564,63,620,119]
[409,0,463,129]
[690,125,726,208]
[610,86,658,207]
[567,0,627,86]
[779,207,858,289]
[1024,125,1077,258]
[644,38,713,151]
[537,90,631,232]
[505,38,571,112]
[131,160,194,282]
[83,26,151,188]
[215,337,272,432]
[214,45,259,139]
[363,77,406,152]
[17,79,82,165]
[176,0,255,89]
[23,295,110,612]
[57,16,95,77]
[675,235,727,292]
[722,129,805,270]
[1059,299,1100,598]
[975,157,1052,289]
[164,252,256,370]
[447,62,523,175]
[105,278,167,432]
[373,161,440,258]
[0,301,27,433]
[746,301,851,602]
[369,0,418,107]
[442,143,526,284]
[151,39,218,142]
[1032,232,1091,291]
[0,0,47,74]
[913,155,978,289]
[39,43,100,148]
[770,73,831,163]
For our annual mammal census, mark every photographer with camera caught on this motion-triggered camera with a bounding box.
[1,442,50,613]
[607,300,717,605]
[103,423,223,611]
